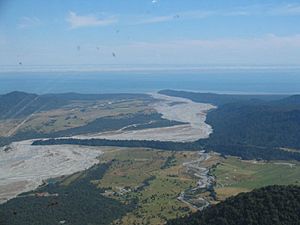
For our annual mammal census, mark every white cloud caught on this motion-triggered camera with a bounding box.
[2,34,300,67]
[1,34,300,69]
[66,11,117,29]
[135,10,214,25]
[18,17,41,29]
[135,9,251,25]
[112,34,300,65]
[137,15,175,24]
[271,4,300,15]
[135,3,300,25]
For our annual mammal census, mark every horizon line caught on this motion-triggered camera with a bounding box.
[1,64,300,73]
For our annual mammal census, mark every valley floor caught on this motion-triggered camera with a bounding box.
[1,92,300,225]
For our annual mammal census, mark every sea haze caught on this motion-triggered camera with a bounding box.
[0,68,300,94]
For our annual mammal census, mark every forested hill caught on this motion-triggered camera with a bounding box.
[158,89,287,106]
[0,91,151,119]
[205,95,300,149]
[167,185,300,225]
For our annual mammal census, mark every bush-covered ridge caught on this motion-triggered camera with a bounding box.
[206,101,300,149]
[32,138,300,161]
[167,185,300,225]
[158,89,287,106]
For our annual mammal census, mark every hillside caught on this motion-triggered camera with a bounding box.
[0,91,40,119]
[206,95,300,149]
[158,90,287,106]
[0,91,151,119]
[167,185,300,225]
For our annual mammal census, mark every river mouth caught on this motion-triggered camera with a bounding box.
[74,93,216,142]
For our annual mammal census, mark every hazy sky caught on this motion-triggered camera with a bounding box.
[1,0,300,69]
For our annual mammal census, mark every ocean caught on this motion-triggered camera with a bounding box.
[0,69,300,94]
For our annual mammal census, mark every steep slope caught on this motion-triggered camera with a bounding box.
[0,92,39,119]
[206,95,300,149]
[167,185,300,225]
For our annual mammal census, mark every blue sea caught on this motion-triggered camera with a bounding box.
[0,68,300,95]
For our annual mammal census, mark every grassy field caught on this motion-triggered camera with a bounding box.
[0,98,154,136]
[17,99,153,134]
[212,157,300,200]
[4,143,299,224]
[0,147,205,225]
[96,148,202,225]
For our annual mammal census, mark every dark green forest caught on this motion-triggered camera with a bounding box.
[159,90,287,106]
[32,137,300,161]
[167,185,300,225]
[206,98,300,148]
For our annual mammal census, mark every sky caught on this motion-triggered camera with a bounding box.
[0,0,300,71]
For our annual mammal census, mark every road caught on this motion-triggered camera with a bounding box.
[178,151,215,210]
